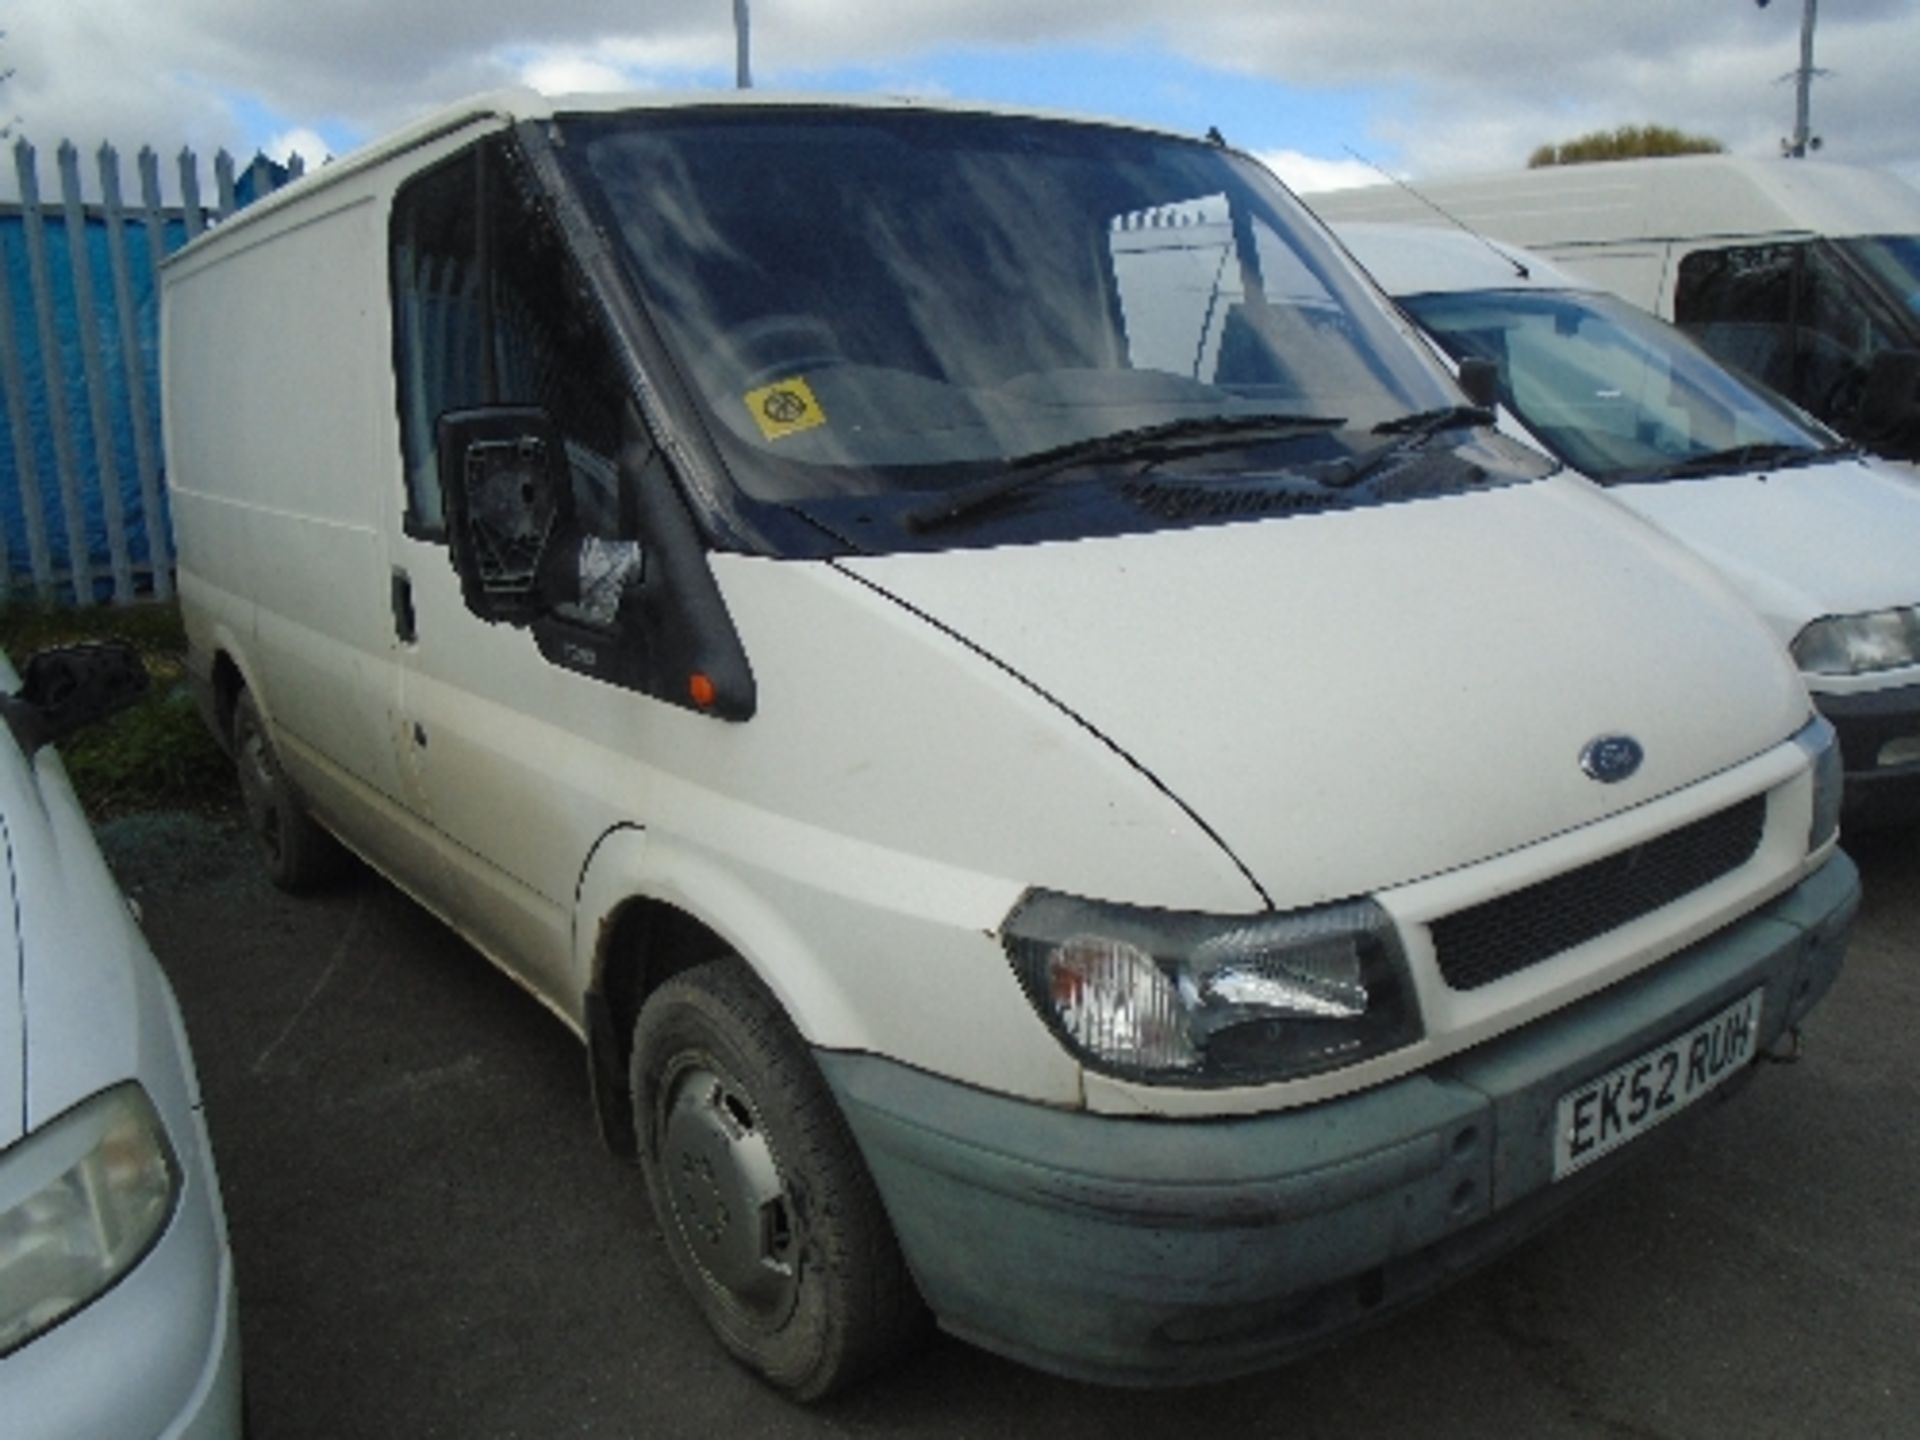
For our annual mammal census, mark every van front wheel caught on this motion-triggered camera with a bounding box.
[630,958,923,1400]
[231,692,345,892]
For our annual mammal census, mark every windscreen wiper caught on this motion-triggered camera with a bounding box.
[903,413,1347,533]
[1325,405,1496,491]
[1625,441,1836,483]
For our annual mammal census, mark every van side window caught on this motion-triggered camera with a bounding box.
[1675,241,1887,429]
[391,150,486,536]
[487,147,628,538]
[390,138,630,542]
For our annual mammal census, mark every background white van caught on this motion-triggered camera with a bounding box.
[1312,157,1920,461]
[1337,221,1920,828]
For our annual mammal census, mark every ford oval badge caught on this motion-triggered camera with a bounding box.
[1581,735,1644,784]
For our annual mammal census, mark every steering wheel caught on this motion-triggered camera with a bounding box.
[1816,363,1867,428]
[722,313,850,391]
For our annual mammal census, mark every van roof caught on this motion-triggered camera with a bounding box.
[1334,222,1599,299]
[1310,154,1920,248]
[171,87,1197,258]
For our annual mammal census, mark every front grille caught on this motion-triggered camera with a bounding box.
[1429,794,1768,991]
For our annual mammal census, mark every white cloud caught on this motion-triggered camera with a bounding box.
[0,0,1913,184]
[1258,150,1388,195]
[516,53,633,96]
[265,127,330,166]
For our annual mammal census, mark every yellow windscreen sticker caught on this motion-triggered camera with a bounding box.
[744,376,827,441]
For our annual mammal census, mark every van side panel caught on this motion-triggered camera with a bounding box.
[1532,242,1674,316]
[165,198,406,835]
[1310,157,1920,252]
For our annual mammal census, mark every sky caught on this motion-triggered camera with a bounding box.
[3,1,1918,199]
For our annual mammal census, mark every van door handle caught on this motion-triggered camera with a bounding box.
[391,568,417,643]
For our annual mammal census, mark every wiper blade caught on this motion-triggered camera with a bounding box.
[1372,404,1497,437]
[903,413,1346,533]
[1326,405,1495,490]
[1627,441,1831,482]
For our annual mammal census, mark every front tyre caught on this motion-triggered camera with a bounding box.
[631,958,924,1400]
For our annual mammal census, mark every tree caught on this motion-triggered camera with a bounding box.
[1527,125,1726,168]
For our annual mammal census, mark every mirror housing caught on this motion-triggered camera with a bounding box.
[437,407,572,625]
[2,641,149,756]
[1457,356,1501,410]
[525,406,757,721]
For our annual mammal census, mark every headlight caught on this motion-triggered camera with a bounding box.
[0,1084,179,1357]
[1791,607,1920,676]
[1003,891,1422,1086]
[1794,713,1843,851]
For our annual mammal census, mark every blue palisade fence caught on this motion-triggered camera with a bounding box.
[0,139,307,605]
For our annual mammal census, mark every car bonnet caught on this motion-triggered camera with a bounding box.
[0,708,172,1141]
[1608,455,1920,639]
[839,477,1809,911]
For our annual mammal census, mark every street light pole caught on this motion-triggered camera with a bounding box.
[1758,0,1821,156]
[734,0,752,90]
[1788,0,1817,156]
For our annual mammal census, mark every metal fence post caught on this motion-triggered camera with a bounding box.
[15,139,93,604]
[136,146,176,594]
[179,148,205,240]
[214,150,236,219]
[58,141,133,602]
[100,143,169,598]
[137,148,169,278]
[0,218,49,600]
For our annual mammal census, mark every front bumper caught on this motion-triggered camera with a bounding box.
[820,852,1857,1386]
[1817,683,1920,827]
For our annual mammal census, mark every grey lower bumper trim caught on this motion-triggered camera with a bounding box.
[818,852,1858,1386]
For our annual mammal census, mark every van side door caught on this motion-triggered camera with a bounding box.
[386,137,649,1007]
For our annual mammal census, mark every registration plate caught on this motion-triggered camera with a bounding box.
[1554,988,1764,1180]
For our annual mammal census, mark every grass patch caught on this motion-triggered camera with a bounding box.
[1,600,234,818]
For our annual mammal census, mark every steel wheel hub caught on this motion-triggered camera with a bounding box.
[237,726,283,858]
[659,1062,799,1324]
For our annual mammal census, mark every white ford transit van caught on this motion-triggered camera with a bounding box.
[163,92,1856,1397]
[1312,156,1920,461]
[1337,221,1920,828]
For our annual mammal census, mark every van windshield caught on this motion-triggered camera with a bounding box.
[1400,286,1840,484]
[1838,235,1920,325]
[554,107,1485,522]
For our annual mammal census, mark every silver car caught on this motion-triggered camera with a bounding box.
[0,644,242,1439]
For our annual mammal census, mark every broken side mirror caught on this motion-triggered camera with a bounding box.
[2,641,149,756]
[525,401,757,721]
[437,407,572,626]
[1857,349,1920,459]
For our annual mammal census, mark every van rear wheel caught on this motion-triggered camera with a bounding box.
[630,957,924,1400]
[231,692,345,892]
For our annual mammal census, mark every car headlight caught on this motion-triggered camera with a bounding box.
[1003,890,1422,1086]
[1791,607,1920,676]
[0,1084,179,1357]
[1793,713,1843,851]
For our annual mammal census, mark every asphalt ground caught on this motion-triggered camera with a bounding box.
[100,812,1920,1440]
